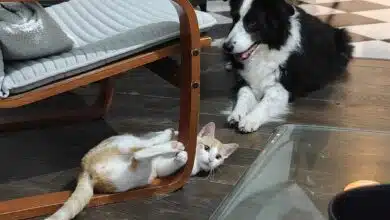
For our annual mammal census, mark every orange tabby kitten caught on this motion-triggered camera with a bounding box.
[45,122,238,220]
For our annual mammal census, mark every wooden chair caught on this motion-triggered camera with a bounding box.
[0,0,213,219]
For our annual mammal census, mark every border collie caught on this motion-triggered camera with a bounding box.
[222,0,353,133]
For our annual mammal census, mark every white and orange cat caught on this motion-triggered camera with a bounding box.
[45,122,238,220]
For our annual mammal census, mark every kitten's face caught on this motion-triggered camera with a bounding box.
[196,122,239,171]
[197,137,224,170]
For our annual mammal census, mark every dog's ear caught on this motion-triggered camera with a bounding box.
[258,0,285,6]
[248,0,294,49]
[256,0,295,23]
[280,1,295,16]
[260,0,294,11]
[255,0,292,10]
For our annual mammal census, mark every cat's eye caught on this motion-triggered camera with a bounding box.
[204,145,210,151]
[216,154,222,160]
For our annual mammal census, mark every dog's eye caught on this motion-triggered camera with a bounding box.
[204,145,210,151]
[216,154,222,160]
[247,21,257,31]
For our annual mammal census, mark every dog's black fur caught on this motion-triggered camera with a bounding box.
[281,8,353,101]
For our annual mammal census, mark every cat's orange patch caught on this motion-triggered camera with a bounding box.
[131,147,142,153]
[150,178,162,185]
[200,136,223,149]
[129,158,139,171]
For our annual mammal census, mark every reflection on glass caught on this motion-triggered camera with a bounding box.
[210,125,390,220]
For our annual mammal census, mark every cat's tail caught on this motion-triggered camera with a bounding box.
[44,171,94,220]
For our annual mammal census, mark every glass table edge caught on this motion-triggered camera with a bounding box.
[209,123,390,220]
[209,124,294,220]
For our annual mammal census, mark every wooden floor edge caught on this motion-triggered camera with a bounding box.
[351,58,390,68]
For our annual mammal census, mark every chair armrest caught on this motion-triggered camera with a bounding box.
[171,0,201,53]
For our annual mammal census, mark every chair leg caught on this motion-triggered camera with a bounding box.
[94,77,115,114]
[176,49,201,181]
[0,78,114,132]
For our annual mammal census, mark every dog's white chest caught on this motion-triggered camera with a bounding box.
[238,48,283,97]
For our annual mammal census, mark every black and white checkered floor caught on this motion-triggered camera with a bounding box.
[207,0,390,60]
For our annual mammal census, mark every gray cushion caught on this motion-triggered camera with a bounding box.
[1,0,217,97]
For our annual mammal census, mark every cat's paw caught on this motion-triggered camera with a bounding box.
[171,141,185,151]
[225,61,233,72]
[175,151,188,164]
[163,128,176,140]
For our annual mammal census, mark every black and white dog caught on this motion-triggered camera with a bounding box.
[223,0,353,133]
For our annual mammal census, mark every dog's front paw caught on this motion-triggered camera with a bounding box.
[227,110,245,126]
[171,141,185,151]
[224,61,233,72]
[238,115,262,133]
[175,151,188,165]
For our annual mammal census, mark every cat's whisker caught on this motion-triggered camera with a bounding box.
[209,168,216,180]
[204,170,212,180]
[211,167,222,180]
[200,169,213,181]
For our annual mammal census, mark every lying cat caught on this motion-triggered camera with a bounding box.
[45,122,238,220]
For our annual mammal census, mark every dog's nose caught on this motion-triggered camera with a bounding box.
[223,42,234,53]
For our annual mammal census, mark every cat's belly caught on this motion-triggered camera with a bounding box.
[112,160,153,192]
[92,156,153,192]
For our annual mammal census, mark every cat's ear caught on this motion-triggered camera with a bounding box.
[220,143,239,159]
[198,122,216,138]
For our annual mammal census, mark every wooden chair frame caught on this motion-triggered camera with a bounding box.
[0,0,212,219]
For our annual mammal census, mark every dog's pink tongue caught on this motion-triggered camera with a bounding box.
[240,51,250,60]
[240,44,257,60]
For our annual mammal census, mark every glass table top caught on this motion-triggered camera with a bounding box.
[210,124,390,220]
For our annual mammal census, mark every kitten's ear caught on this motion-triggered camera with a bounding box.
[220,143,239,158]
[198,122,216,138]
